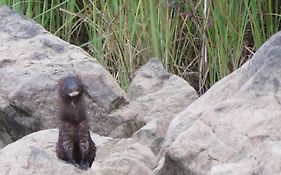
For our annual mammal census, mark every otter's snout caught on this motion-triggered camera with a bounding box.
[68,90,80,97]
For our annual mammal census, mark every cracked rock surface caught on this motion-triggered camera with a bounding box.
[155,31,281,175]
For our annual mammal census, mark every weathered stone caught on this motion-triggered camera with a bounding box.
[0,129,113,175]
[92,58,198,175]
[156,31,281,175]
[210,141,281,175]
[0,6,127,147]
[0,129,157,175]
[110,58,198,139]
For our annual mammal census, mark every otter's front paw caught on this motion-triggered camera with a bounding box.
[79,160,89,170]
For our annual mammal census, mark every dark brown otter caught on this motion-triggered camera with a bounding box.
[56,74,96,170]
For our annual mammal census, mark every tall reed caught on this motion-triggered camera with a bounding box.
[0,0,280,93]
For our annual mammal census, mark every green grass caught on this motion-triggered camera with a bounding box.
[0,0,280,94]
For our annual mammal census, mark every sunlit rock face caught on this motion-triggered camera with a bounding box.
[156,30,281,175]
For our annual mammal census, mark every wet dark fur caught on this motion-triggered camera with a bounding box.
[56,74,96,170]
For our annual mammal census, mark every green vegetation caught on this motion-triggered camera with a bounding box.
[0,0,280,94]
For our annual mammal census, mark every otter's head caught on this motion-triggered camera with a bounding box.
[58,74,84,102]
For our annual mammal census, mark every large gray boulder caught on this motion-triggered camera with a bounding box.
[155,31,281,175]
[110,58,198,139]
[0,6,127,147]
